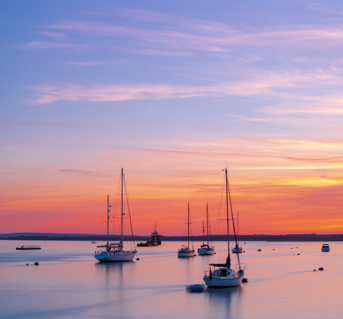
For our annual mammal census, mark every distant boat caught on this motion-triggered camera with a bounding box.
[91,241,96,244]
[178,203,195,258]
[203,168,245,287]
[137,223,162,247]
[198,203,215,256]
[16,245,41,250]
[231,210,242,254]
[94,168,137,262]
[322,244,330,252]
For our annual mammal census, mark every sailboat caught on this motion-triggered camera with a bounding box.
[94,168,137,262]
[232,211,243,254]
[203,168,245,287]
[178,202,195,258]
[198,203,215,255]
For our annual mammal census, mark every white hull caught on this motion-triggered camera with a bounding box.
[94,250,136,262]
[203,275,243,287]
[203,269,244,287]
[178,250,195,258]
[198,248,215,255]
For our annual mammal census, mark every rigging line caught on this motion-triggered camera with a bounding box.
[123,172,135,240]
[227,171,241,268]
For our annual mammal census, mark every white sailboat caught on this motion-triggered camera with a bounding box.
[178,202,195,258]
[198,203,215,255]
[203,168,245,287]
[94,168,137,262]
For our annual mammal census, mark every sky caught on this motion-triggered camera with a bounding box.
[1,0,343,236]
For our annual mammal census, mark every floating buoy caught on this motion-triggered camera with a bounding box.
[242,278,248,283]
[214,252,216,254]
[290,248,293,249]
[194,254,196,256]
[257,249,262,251]
[243,251,245,253]
[136,258,140,261]
[297,253,300,255]
[244,242,246,244]
[26,263,29,266]
[313,269,316,271]
[34,262,39,265]
[318,267,324,271]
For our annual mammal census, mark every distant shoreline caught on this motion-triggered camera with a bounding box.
[1,233,343,242]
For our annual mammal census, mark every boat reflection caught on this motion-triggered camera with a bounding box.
[205,285,243,317]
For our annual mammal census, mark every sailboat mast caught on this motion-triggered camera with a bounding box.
[206,203,209,245]
[225,168,230,254]
[188,202,190,249]
[107,195,110,246]
[121,167,124,251]
[202,220,205,245]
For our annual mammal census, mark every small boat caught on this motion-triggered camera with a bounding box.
[94,168,137,262]
[203,168,245,288]
[16,245,41,250]
[186,284,206,292]
[198,203,215,256]
[321,244,330,252]
[91,241,96,244]
[137,223,162,247]
[178,203,195,258]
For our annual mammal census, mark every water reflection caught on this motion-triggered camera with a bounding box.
[205,285,243,318]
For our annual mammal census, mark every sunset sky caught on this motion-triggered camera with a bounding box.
[1,0,343,236]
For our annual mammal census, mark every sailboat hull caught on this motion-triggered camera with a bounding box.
[203,269,244,287]
[94,251,136,262]
[178,250,195,258]
[203,275,243,287]
[198,248,215,255]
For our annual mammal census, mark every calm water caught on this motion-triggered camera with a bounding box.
[1,240,343,319]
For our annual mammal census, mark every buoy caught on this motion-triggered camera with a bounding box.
[26,263,29,266]
[242,278,248,283]
[243,251,245,253]
[136,258,140,261]
[313,269,316,271]
[34,262,39,265]
[290,248,293,249]
[257,249,262,251]
[318,267,324,271]
[214,252,216,254]
[297,253,300,255]
[244,242,246,244]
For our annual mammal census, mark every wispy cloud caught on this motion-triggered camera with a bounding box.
[58,169,96,175]
[28,67,343,104]
[10,41,73,50]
